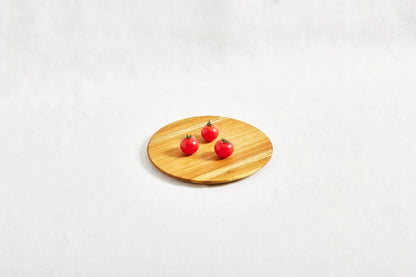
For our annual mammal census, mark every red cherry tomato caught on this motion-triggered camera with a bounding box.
[201,120,219,142]
[180,134,199,155]
[214,138,234,158]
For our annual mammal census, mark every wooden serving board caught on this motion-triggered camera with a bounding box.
[147,116,273,184]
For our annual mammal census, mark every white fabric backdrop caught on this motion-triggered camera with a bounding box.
[1,0,416,276]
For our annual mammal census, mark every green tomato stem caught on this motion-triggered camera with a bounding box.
[221,138,230,144]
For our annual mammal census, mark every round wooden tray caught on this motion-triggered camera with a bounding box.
[147,116,273,184]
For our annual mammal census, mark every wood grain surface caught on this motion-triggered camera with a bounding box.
[147,116,273,184]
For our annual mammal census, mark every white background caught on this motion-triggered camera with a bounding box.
[1,0,416,276]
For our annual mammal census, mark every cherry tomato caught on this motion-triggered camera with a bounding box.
[180,134,199,155]
[214,138,234,158]
[201,120,219,142]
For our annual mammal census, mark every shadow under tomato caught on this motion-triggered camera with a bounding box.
[165,147,188,158]
[199,150,223,161]
[194,134,209,144]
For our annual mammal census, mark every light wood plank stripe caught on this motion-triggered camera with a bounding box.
[195,149,273,181]
[149,117,225,144]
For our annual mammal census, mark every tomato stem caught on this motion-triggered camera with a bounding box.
[221,138,230,144]
[207,120,212,127]
[185,134,192,139]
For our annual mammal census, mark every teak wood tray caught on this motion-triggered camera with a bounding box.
[147,116,273,184]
